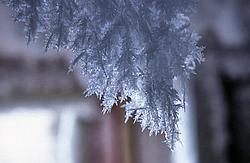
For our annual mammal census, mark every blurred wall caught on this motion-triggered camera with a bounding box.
[191,0,250,163]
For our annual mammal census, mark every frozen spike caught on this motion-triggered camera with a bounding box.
[4,0,203,150]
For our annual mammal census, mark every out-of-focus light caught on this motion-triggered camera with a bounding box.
[0,109,56,163]
[172,108,198,163]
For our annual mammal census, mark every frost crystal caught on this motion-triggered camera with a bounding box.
[4,0,204,149]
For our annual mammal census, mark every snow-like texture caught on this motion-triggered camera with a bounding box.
[4,0,204,149]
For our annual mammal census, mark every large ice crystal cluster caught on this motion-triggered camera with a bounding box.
[4,0,204,149]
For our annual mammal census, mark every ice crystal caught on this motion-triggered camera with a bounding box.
[4,0,204,150]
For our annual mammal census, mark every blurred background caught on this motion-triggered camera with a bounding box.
[0,0,249,163]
